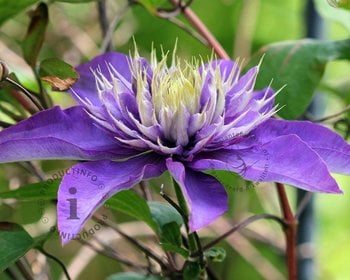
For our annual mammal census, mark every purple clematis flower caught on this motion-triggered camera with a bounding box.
[0,50,349,245]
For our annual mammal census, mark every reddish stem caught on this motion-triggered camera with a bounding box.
[10,89,39,114]
[276,183,297,280]
[171,0,230,59]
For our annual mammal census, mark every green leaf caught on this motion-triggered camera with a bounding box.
[0,180,59,200]
[105,190,158,232]
[22,3,49,68]
[204,247,226,262]
[0,0,38,27]
[106,193,184,249]
[183,261,201,280]
[248,39,350,119]
[39,58,79,90]
[0,223,35,272]
[106,272,162,280]
[161,243,189,258]
[39,58,79,79]
[160,221,181,246]
[159,221,188,257]
[148,201,183,233]
[149,202,187,256]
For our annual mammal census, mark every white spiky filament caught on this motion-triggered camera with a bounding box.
[133,49,226,147]
[77,49,279,157]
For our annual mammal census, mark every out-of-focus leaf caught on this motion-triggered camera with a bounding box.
[106,272,162,280]
[22,3,49,68]
[327,0,350,10]
[183,261,201,280]
[54,0,98,3]
[12,201,44,225]
[135,0,170,14]
[204,247,227,262]
[105,190,158,232]
[0,223,35,272]
[316,0,350,33]
[39,58,79,90]
[248,39,350,119]
[0,180,59,200]
[0,0,38,26]
[205,169,243,192]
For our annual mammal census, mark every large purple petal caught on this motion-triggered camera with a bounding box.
[58,153,166,244]
[190,135,342,193]
[246,119,350,175]
[0,106,138,162]
[166,158,228,232]
[70,52,133,106]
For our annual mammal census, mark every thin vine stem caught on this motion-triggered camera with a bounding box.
[78,238,149,270]
[313,104,350,123]
[5,77,44,111]
[33,71,51,109]
[166,17,207,45]
[99,3,130,54]
[4,267,18,280]
[170,180,204,265]
[97,0,112,52]
[193,213,286,257]
[15,260,34,280]
[39,248,71,280]
[93,214,168,270]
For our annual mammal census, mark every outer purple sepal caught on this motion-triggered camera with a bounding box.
[0,106,137,162]
[189,134,342,193]
[58,153,165,245]
[249,119,350,175]
[166,158,228,232]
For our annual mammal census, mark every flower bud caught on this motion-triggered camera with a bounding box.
[0,61,9,82]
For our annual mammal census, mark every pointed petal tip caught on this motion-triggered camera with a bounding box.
[188,202,228,233]
[325,184,343,194]
[60,237,71,246]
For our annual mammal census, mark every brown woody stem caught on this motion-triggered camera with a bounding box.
[276,183,297,280]
[171,0,230,59]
